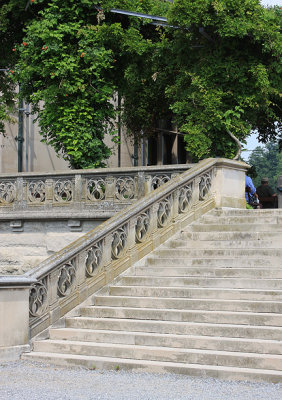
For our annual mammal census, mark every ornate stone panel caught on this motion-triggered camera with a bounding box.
[0,181,16,204]
[135,211,150,243]
[87,178,106,201]
[54,180,73,203]
[157,197,172,227]
[85,242,103,277]
[28,180,46,203]
[151,174,170,190]
[199,172,212,200]
[115,177,136,200]
[111,226,128,259]
[29,280,48,317]
[57,262,76,296]
[179,183,193,213]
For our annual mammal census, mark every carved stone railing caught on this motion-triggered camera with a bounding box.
[0,158,248,353]
[0,165,192,218]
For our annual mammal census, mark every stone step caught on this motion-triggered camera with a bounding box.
[23,207,282,382]
[145,257,279,267]
[180,231,282,241]
[109,286,282,301]
[133,266,282,279]
[167,239,282,249]
[80,306,282,326]
[31,340,282,371]
[49,327,282,354]
[94,295,282,313]
[22,351,282,383]
[154,248,282,258]
[66,317,282,341]
[189,224,282,232]
[118,276,282,290]
[197,216,282,225]
[212,209,282,217]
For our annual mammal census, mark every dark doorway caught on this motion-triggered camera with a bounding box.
[147,136,158,165]
[163,133,175,164]
[178,135,187,164]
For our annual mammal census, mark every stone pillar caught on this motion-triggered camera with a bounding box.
[171,134,178,164]
[0,276,36,360]
[212,160,248,209]
[157,133,163,165]
[105,176,115,200]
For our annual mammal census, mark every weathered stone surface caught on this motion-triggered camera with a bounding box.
[23,208,282,383]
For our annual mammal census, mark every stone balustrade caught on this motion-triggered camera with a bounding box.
[0,158,248,358]
[0,165,192,218]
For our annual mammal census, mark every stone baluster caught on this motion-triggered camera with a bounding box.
[74,174,82,206]
[144,175,152,196]
[104,233,115,284]
[15,177,24,211]
[137,172,145,199]
[127,217,138,264]
[45,178,54,209]
[105,176,115,200]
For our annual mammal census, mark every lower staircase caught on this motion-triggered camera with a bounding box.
[23,208,282,382]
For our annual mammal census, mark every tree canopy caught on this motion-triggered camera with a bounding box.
[1,0,281,168]
[247,142,282,190]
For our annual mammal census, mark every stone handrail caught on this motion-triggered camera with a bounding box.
[0,164,193,217]
[24,158,247,337]
[0,158,248,352]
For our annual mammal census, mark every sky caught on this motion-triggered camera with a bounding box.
[244,0,281,155]
[260,0,282,5]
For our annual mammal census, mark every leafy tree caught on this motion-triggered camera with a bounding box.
[0,0,51,134]
[2,0,282,167]
[165,1,281,159]
[248,142,282,189]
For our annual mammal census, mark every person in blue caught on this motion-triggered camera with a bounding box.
[245,174,258,208]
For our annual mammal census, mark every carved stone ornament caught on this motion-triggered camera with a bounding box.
[135,211,150,243]
[54,180,73,202]
[157,197,172,227]
[57,262,76,296]
[28,180,46,203]
[199,172,212,200]
[115,177,136,200]
[0,181,16,204]
[151,174,170,191]
[179,183,193,213]
[111,226,128,259]
[87,178,106,201]
[29,281,48,317]
[85,242,103,277]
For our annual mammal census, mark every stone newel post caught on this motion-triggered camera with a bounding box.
[0,276,36,360]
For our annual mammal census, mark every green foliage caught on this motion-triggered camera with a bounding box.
[165,0,281,159]
[13,0,118,168]
[1,0,281,167]
[248,142,282,189]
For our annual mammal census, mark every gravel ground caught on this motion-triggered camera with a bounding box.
[0,360,281,400]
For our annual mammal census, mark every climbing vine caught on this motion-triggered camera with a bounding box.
[1,0,281,166]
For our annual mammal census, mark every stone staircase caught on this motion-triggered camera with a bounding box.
[23,208,282,382]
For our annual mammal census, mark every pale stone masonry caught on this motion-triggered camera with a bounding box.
[4,159,282,382]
